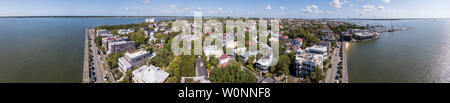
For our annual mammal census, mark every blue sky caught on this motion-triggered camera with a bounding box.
[1,0,449,18]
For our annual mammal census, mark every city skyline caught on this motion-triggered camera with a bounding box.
[1,0,450,18]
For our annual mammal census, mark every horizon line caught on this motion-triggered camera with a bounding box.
[0,16,448,20]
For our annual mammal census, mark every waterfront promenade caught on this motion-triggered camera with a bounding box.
[342,42,349,83]
[82,29,90,83]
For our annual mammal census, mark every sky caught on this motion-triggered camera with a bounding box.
[1,0,450,18]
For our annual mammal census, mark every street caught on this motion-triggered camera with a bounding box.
[325,43,341,83]
[87,29,116,83]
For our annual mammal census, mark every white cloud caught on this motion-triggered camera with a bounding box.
[381,0,390,3]
[170,5,177,10]
[356,5,387,16]
[217,8,224,12]
[329,0,345,9]
[265,5,272,11]
[303,5,321,14]
[280,6,285,10]
[378,6,385,11]
[196,7,202,11]
[143,0,151,4]
[362,5,376,12]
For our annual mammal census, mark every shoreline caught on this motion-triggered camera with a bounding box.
[342,42,351,83]
[82,29,90,83]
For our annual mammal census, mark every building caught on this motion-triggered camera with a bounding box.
[305,45,328,56]
[96,29,113,37]
[145,18,155,23]
[107,41,136,55]
[291,38,303,50]
[118,28,136,35]
[118,50,152,72]
[203,45,223,58]
[280,35,289,41]
[353,32,379,40]
[102,36,129,48]
[256,52,273,74]
[321,33,335,42]
[294,53,324,77]
[321,27,333,33]
[319,41,331,48]
[132,65,169,83]
[218,54,231,68]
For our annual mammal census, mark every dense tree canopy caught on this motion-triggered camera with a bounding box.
[210,61,257,83]
[166,55,197,83]
[274,54,290,75]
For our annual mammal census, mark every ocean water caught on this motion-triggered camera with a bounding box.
[0,17,168,83]
[346,19,450,83]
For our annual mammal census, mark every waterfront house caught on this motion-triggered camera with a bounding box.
[132,65,169,83]
[102,36,129,48]
[107,41,136,55]
[96,29,113,37]
[353,32,379,40]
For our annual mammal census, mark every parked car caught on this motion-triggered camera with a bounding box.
[92,77,97,83]
[103,75,108,81]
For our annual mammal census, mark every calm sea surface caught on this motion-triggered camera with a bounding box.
[0,17,170,83]
[346,19,450,83]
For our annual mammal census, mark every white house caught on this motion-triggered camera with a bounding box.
[96,29,113,37]
[145,18,155,23]
[203,45,223,58]
[132,65,169,83]
[118,50,152,72]
[305,45,328,57]
[294,53,324,77]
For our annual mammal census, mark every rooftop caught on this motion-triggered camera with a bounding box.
[195,57,208,77]
[132,65,169,83]
[125,50,150,59]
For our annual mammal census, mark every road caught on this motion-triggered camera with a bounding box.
[87,29,118,83]
[325,44,340,83]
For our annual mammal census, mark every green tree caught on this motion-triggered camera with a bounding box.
[275,55,290,75]
[166,55,196,83]
[136,35,146,46]
[149,48,173,68]
[210,61,257,83]
[106,52,124,68]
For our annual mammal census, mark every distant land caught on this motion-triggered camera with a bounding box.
[0,16,448,21]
